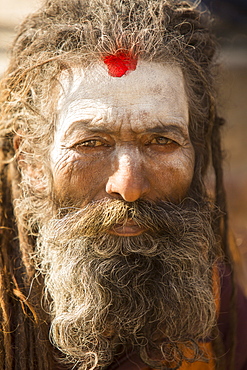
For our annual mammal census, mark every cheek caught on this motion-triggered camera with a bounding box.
[52,151,112,206]
[149,150,194,202]
[51,151,104,203]
[168,165,194,199]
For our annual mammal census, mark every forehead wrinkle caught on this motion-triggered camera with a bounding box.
[60,98,189,133]
[57,62,190,141]
[61,102,189,138]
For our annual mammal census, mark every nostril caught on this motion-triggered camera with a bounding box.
[105,173,150,202]
[107,190,125,200]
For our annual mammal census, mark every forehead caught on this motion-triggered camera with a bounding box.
[56,61,189,134]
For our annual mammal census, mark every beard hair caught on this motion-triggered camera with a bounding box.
[34,198,219,370]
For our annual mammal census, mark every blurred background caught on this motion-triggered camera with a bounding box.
[0,0,247,266]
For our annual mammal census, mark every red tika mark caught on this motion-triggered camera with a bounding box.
[103,51,138,77]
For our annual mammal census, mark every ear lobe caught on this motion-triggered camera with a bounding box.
[13,133,22,152]
[13,133,34,178]
[13,133,26,169]
[13,134,47,191]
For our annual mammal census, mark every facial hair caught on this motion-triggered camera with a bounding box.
[34,198,219,370]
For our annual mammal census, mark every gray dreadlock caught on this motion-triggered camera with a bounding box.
[0,0,235,369]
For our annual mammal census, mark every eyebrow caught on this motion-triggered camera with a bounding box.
[145,123,188,139]
[63,120,115,139]
[63,119,188,140]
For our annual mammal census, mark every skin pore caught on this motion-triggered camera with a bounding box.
[50,61,195,236]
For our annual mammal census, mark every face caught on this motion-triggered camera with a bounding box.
[50,61,195,235]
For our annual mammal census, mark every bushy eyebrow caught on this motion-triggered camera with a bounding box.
[63,120,189,140]
[63,120,115,139]
[145,124,188,139]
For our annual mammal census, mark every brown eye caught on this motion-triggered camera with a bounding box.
[74,139,110,149]
[145,136,179,153]
[150,137,174,145]
[79,140,104,147]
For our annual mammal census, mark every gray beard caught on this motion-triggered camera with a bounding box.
[34,198,218,370]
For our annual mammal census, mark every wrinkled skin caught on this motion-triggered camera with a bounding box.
[50,61,195,236]
[33,62,218,369]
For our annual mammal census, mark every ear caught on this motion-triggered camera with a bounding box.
[13,133,22,152]
[13,133,44,188]
[13,132,27,169]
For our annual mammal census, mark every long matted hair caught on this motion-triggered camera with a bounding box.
[0,0,238,369]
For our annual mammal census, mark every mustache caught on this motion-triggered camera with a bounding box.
[53,197,212,237]
[40,197,217,259]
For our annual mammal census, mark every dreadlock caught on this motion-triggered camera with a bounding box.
[0,0,236,369]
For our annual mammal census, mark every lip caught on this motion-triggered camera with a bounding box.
[108,220,147,236]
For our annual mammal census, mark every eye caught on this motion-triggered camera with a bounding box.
[145,136,180,153]
[74,139,110,149]
[149,136,175,145]
[78,140,105,147]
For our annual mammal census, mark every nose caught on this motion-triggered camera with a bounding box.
[105,151,150,202]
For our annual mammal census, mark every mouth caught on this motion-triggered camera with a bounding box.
[108,219,147,236]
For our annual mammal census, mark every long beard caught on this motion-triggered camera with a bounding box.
[34,198,219,370]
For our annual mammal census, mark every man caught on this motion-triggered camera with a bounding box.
[0,0,246,369]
